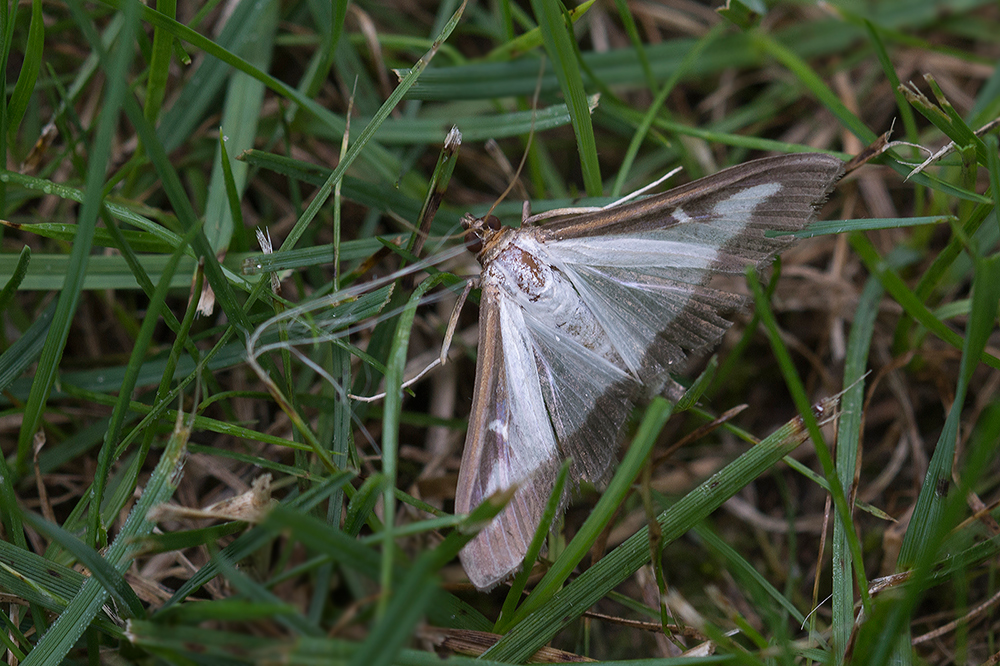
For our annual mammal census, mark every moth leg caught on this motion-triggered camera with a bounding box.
[349,279,477,403]
[521,200,533,226]
[349,362,443,402]
[440,278,475,366]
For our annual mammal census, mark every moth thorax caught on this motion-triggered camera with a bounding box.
[462,214,502,255]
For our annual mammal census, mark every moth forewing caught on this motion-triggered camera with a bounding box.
[537,153,844,240]
[456,284,564,590]
[457,152,844,591]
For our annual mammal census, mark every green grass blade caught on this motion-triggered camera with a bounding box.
[831,278,883,661]
[754,32,876,144]
[529,0,601,196]
[987,134,1000,238]
[897,254,1000,568]
[202,0,275,253]
[141,0,173,123]
[21,512,146,620]
[276,1,469,258]
[21,409,191,665]
[0,244,30,310]
[86,229,194,547]
[380,275,447,611]
[509,398,674,626]
[748,269,871,612]
[6,0,43,145]
[15,0,138,475]
[486,401,831,662]
[852,232,1000,369]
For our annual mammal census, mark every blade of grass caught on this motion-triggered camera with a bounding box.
[218,129,247,254]
[22,511,146,620]
[86,225,197,547]
[0,299,53,400]
[863,19,920,148]
[866,255,1000,662]
[14,0,137,476]
[21,408,191,665]
[506,397,674,627]
[276,0,469,259]
[897,254,1000,568]
[987,134,1000,237]
[141,0,172,124]
[610,23,725,198]
[212,555,324,637]
[851,232,1000,370]
[485,397,833,662]
[0,244,30,310]
[891,200,995,352]
[6,0,43,144]
[529,0,601,196]
[202,0,275,252]
[831,277,883,661]
[692,521,809,629]
[753,32,876,145]
[0,540,121,635]
[157,474,352,611]
[1,220,175,253]
[0,170,187,249]
[484,0,594,62]
[747,269,872,613]
[379,274,449,613]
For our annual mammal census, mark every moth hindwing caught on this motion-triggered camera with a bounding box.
[456,153,844,591]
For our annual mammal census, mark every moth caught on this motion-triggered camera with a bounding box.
[455,153,844,591]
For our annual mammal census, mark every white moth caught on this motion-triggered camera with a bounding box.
[455,153,844,591]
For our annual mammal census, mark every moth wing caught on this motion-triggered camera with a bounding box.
[456,278,635,591]
[541,153,843,386]
[455,281,558,591]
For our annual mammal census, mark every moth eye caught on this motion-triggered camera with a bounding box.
[465,231,483,254]
[486,215,502,231]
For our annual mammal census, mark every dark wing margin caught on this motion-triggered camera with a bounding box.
[539,153,844,241]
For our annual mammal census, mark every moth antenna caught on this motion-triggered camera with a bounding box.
[483,130,534,221]
[439,227,474,242]
[485,140,529,202]
[483,58,547,221]
[602,166,683,209]
[522,166,683,226]
[389,208,464,245]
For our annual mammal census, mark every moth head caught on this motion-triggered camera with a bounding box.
[461,213,503,256]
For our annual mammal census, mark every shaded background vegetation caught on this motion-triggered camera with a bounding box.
[1,0,999,664]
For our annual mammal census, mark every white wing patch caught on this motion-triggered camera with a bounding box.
[713,182,782,219]
[547,182,783,380]
[483,297,561,497]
